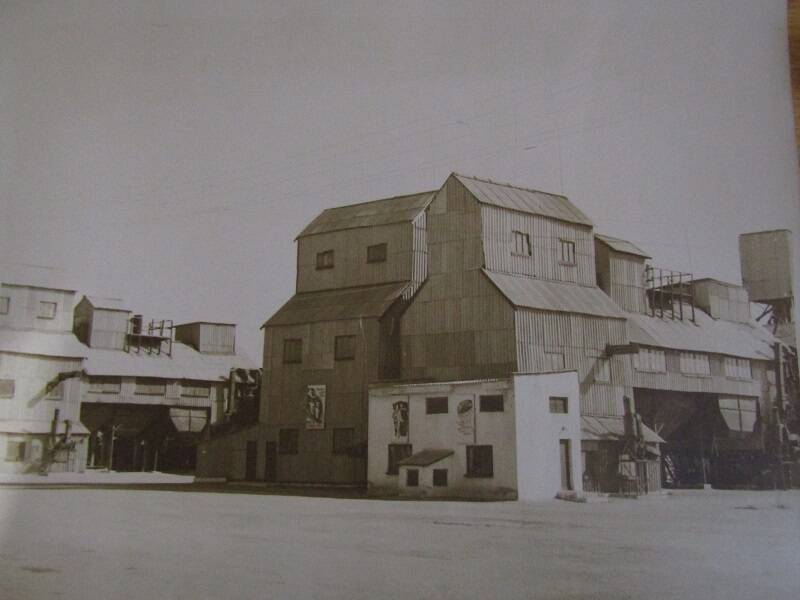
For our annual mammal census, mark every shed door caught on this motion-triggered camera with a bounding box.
[560,440,573,491]
[245,441,258,481]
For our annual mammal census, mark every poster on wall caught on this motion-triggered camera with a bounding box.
[305,385,326,430]
[391,400,409,441]
[456,396,475,442]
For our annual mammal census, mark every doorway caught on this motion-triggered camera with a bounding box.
[559,440,573,491]
[245,440,258,481]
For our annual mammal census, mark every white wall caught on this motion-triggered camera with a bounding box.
[513,371,583,501]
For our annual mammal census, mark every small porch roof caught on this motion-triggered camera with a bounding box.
[398,449,454,467]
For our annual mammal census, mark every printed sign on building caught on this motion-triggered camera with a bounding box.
[391,399,409,441]
[305,385,326,430]
[456,396,475,442]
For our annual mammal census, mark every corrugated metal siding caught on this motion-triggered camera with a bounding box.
[480,204,595,285]
[483,270,627,319]
[739,229,793,302]
[514,308,630,417]
[297,221,415,293]
[609,254,648,313]
[198,324,236,354]
[89,308,128,350]
[404,210,429,300]
[297,191,435,238]
[81,376,219,409]
[454,174,593,226]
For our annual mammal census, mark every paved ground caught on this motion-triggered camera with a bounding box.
[0,485,797,600]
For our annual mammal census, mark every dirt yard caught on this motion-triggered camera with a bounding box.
[0,484,796,599]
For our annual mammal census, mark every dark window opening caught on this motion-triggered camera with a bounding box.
[512,231,532,256]
[549,396,568,414]
[278,429,299,455]
[479,395,504,412]
[367,243,388,263]
[283,339,302,364]
[316,250,335,270]
[466,445,493,478]
[426,397,448,414]
[433,469,448,487]
[387,444,412,475]
[334,335,356,361]
[560,240,576,265]
[406,469,419,487]
[333,428,355,455]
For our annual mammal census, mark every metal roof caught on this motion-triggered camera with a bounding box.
[297,191,436,238]
[0,330,88,359]
[594,234,651,258]
[626,309,778,360]
[454,174,593,227]
[84,295,130,312]
[581,416,665,444]
[264,281,409,328]
[398,449,454,467]
[83,342,254,380]
[483,270,627,319]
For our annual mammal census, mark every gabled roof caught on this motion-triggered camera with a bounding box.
[263,281,410,328]
[83,342,254,380]
[297,191,436,238]
[83,295,130,312]
[483,270,626,319]
[595,234,651,259]
[398,449,454,467]
[453,173,593,227]
[626,309,778,360]
[0,330,87,359]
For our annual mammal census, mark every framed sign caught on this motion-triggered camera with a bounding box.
[305,385,326,430]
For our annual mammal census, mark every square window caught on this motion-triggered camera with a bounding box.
[512,231,531,256]
[387,444,412,475]
[334,335,356,361]
[560,240,576,265]
[0,379,15,399]
[332,428,355,455]
[549,396,568,414]
[367,243,388,263]
[278,429,299,455]
[0,296,9,315]
[406,469,419,487]
[433,469,448,487]
[479,395,504,412]
[283,339,302,364]
[425,396,448,414]
[5,441,25,462]
[37,301,57,319]
[316,250,335,270]
[466,445,493,478]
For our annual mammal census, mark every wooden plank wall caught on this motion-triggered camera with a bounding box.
[296,222,414,292]
[514,309,631,417]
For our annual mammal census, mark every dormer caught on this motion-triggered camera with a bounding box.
[175,322,236,355]
[594,234,651,313]
[691,279,751,324]
[73,295,131,349]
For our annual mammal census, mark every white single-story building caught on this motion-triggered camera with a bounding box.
[367,371,583,501]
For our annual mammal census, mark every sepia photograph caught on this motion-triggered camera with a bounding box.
[0,1,798,598]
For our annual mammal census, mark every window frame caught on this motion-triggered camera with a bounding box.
[594,359,611,383]
[366,243,388,264]
[511,230,532,257]
[679,352,711,376]
[724,356,752,380]
[134,379,166,396]
[334,335,356,361]
[425,396,449,415]
[0,379,15,399]
[479,394,504,412]
[283,338,303,364]
[406,468,419,487]
[633,348,667,373]
[278,428,299,455]
[0,296,9,315]
[387,443,412,475]
[559,239,576,265]
[37,300,57,320]
[466,445,494,478]
[433,468,448,487]
[315,249,335,270]
[549,396,569,414]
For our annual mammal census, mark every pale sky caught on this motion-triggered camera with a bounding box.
[1,0,799,360]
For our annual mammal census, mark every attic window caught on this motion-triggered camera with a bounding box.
[560,240,576,265]
[512,231,531,257]
[316,250,334,270]
[334,335,356,361]
[0,297,9,315]
[367,243,388,263]
[283,339,302,364]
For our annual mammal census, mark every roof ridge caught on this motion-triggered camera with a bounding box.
[452,172,569,200]
[317,189,437,213]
